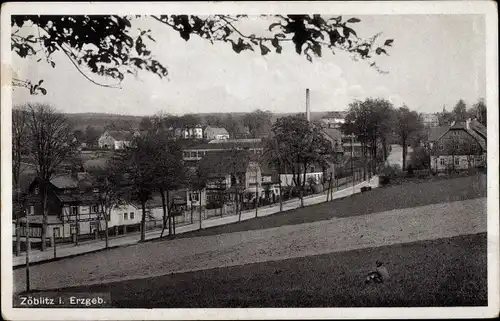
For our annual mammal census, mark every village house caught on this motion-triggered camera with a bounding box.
[182,139,264,161]
[421,112,440,127]
[98,130,135,150]
[16,171,158,246]
[187,151,280,209]
[428,118,486,172]
[174,125,204,139]
[204,126,230,141]
[320,111,348,129]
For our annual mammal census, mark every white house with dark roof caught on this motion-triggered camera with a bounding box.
[204,126,230,140]
[98,130,135,149]
[321,111,348,129]
[429,118,487,172]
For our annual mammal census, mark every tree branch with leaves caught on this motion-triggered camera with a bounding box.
[11,15,393,94]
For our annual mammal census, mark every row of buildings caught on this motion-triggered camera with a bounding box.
[15,108,486,244]
[97,126,230,150]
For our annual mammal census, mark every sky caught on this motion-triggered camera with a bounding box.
[11,14,486,116]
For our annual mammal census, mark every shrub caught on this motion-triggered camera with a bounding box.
[379,175,390,186]
[382,164,402,178]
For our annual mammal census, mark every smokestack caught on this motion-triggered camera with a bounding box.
[306,88,310,122]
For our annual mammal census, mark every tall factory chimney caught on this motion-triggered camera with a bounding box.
[306,88,311,122]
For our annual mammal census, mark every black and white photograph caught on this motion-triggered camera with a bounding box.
[1,1,498,320]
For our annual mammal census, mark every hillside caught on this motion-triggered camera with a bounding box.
[65,111,331,131]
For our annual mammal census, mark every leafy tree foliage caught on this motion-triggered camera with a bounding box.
[471,98,487,127]
[395,106,423,170]
[83,125,101,146]
[341,98,395,176]
[243,109,273,138]
[139,116,153,131]
[269,114,333,206]
[452,99,468,122]
[11,15,393,93]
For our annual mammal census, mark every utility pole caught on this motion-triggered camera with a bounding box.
[53,228,57,258]
[351,134,355,195]
[25,208,30,292]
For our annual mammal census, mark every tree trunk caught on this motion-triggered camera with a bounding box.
[327,173,333,201]
[104,209,109,249]
[279,179,283,212]
[382,137,388,161]
[237,188,241,222]
[402,138,407,171]
[255,187,259,218]
[41,182,48,251]
[199,190,203,230]
[160,188,167,238]
[15,218,21,256]
[140,201,146,242]
[166,190,172,236]
[190,199,194,224]
[362,142,367,180]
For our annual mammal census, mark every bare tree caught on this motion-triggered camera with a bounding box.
[87,165,126,249]
[12,106,29,255]
[25,104,78,251]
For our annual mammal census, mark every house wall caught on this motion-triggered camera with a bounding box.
[106,203,142,228]
[279,171,324,187]
[432,129,484,156]
[215,134,230,140]
[114,140,131,150]
[61,204,101,236]
[186,189,207,208]
[183,128,204,139]
[98,132,115,149]
[430,155,485,171]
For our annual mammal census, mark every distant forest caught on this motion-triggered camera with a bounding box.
[66,111,330,132]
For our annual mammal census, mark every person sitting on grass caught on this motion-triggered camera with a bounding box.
[365,261,390,284]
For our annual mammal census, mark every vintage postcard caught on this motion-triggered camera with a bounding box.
[1,1,498,320]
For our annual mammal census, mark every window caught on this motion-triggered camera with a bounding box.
[70,225,77,235]
[440,158,446,166]
[91,204,99,213]
[124,213,128,220]
[34,187,39,195]
[53,227,60,237]
[92,188,99,193]
[190,151,197,157]
[130,212,134,220]
[71,206,78,215]
[183,152,189,158]
[27,205,35,215]
[190,193,199,202]
[455,157,460,165]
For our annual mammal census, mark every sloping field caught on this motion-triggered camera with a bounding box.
[43,233,487,308]
[14,197,486,293]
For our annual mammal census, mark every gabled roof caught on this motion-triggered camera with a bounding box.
[106,130,134,141]
[470,119,487,139]
[432,121,487,152]
[50,175,80,189]
[199,151,252,177]
[186,140,264,150]
[206,127,229,136]
[427,126,449,142]
[322,111,347,119]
